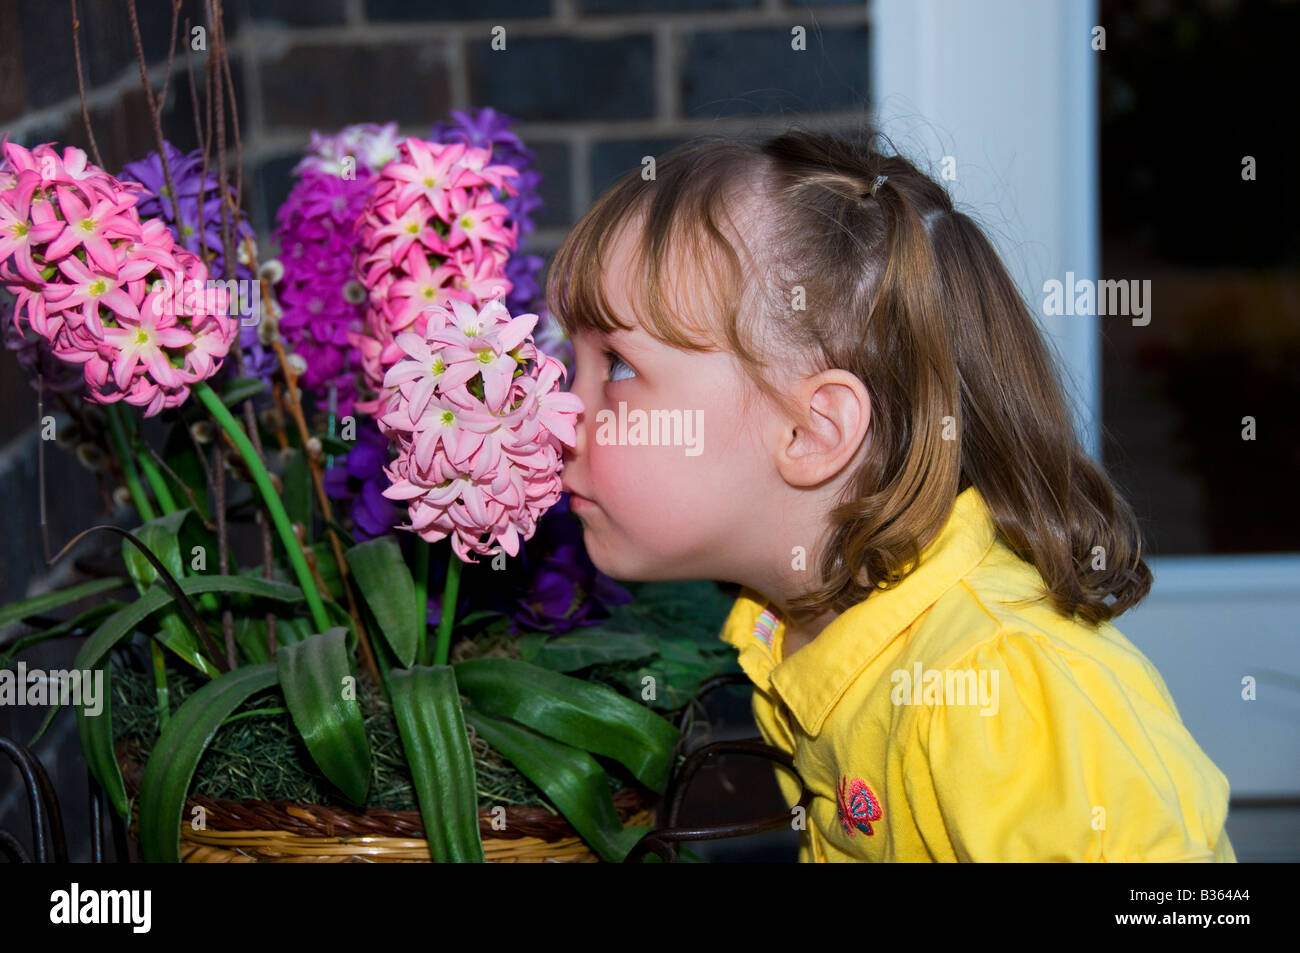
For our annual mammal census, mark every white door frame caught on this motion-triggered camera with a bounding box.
[870,0,1299,797]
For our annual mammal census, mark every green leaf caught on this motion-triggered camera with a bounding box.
[0,577,126,629]
[139,664,280,862]
[318,434,353,457]
[220,377,268,406]
[345,537,418,667]
[162,420,210,521]
[517,631,546,663]
[525,626,662,672]
[74,576,303,673]
[122,511,188,589]
[77,661,124,816]
[276,616,314,647]
[453,657,679,793]
[307,541,343,600]
[124,511,214,675]
[1,603,120,670]
[73,577,303,817]
[462,707,651,863]
[151,625,222,678]
[233,616,269,665]
[283,449,312,544]
[387,666,484,862]
[278,629,371,804]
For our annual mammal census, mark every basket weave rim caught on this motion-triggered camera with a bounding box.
[114,738,653,843]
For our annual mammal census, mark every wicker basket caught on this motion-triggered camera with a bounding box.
[115,739,656,863]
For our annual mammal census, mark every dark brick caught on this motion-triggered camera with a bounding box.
[681,24,869,118]
[76,87,160,175]
[366,0,549,20]
[239,0,348,26]
[260,43,452,129]
[527,141,571,229]
[19,0,78,109]
[0,0,26,121]
[468,35,654,123]
[11,121,65,149]
[161,52,254,152]
[251,151,302,248]
[786,0,865,6]
[591,137,686,197]
[0,340,34,448]
[579,0,757,13]
[0,424,119,606]
[81,0,135,86]
[136,0,240,64]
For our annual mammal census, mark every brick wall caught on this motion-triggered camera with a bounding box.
[0,0,869,858]
[1,0,871,605]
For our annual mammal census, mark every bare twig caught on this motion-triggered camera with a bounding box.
[127,0,178,223]
[271,336,380,682]
[216,9,243,211]
[37,374,50,563]
[268,382,292,451]
[242,398,279,658]
[207,0,236,283]
[213,441,235,668]
[184,18,203,150]
[69,0,103,168]
[139,438,216,531]
[156,0,182,118]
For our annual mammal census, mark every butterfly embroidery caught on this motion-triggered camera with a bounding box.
[837,774,883,836]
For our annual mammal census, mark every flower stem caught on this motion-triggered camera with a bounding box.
[195,381,331,634]
[414,538,430,665]
[133,436,178,513]
[433,546,462,667]
[105,404,155,522]
[104,403,168,725]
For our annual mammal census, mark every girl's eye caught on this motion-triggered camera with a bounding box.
[604,348,636,383]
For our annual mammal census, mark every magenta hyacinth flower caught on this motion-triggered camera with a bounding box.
[271,123,401,418]
[0,139,238,416]
[376,298,582,562]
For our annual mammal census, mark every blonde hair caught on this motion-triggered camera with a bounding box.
[546,127,1151,626]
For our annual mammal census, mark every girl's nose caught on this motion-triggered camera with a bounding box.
[563,406,586,462]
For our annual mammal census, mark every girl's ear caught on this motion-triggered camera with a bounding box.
[773,370,871,489]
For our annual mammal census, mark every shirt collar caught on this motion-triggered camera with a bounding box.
[720,486,999,737]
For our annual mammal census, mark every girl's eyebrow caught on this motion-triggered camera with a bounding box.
[603,326,649,352]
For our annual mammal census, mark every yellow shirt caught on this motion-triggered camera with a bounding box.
[720,486,1236,862]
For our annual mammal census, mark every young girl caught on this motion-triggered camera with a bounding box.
[545,128,1235,863]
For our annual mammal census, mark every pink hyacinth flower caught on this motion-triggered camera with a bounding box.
[376,299,582,562]
[0,138,239,416]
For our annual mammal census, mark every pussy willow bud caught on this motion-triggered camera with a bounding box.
[191,420,215,444]
[305,436,322,460]
[342,279,366,305]
[75,442,108,471]
[82,406,106,431]
[257,312,281,346]
[260,259,285,284]
[259,408,281,432]
[113,486,133,507]
[55,421,81,448]
[285,352,308,377]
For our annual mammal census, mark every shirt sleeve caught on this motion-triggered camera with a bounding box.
[907,630,1233,862]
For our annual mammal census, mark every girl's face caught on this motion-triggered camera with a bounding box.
[560,222,777,584]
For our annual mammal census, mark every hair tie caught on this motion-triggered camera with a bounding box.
[869,173,888,197]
